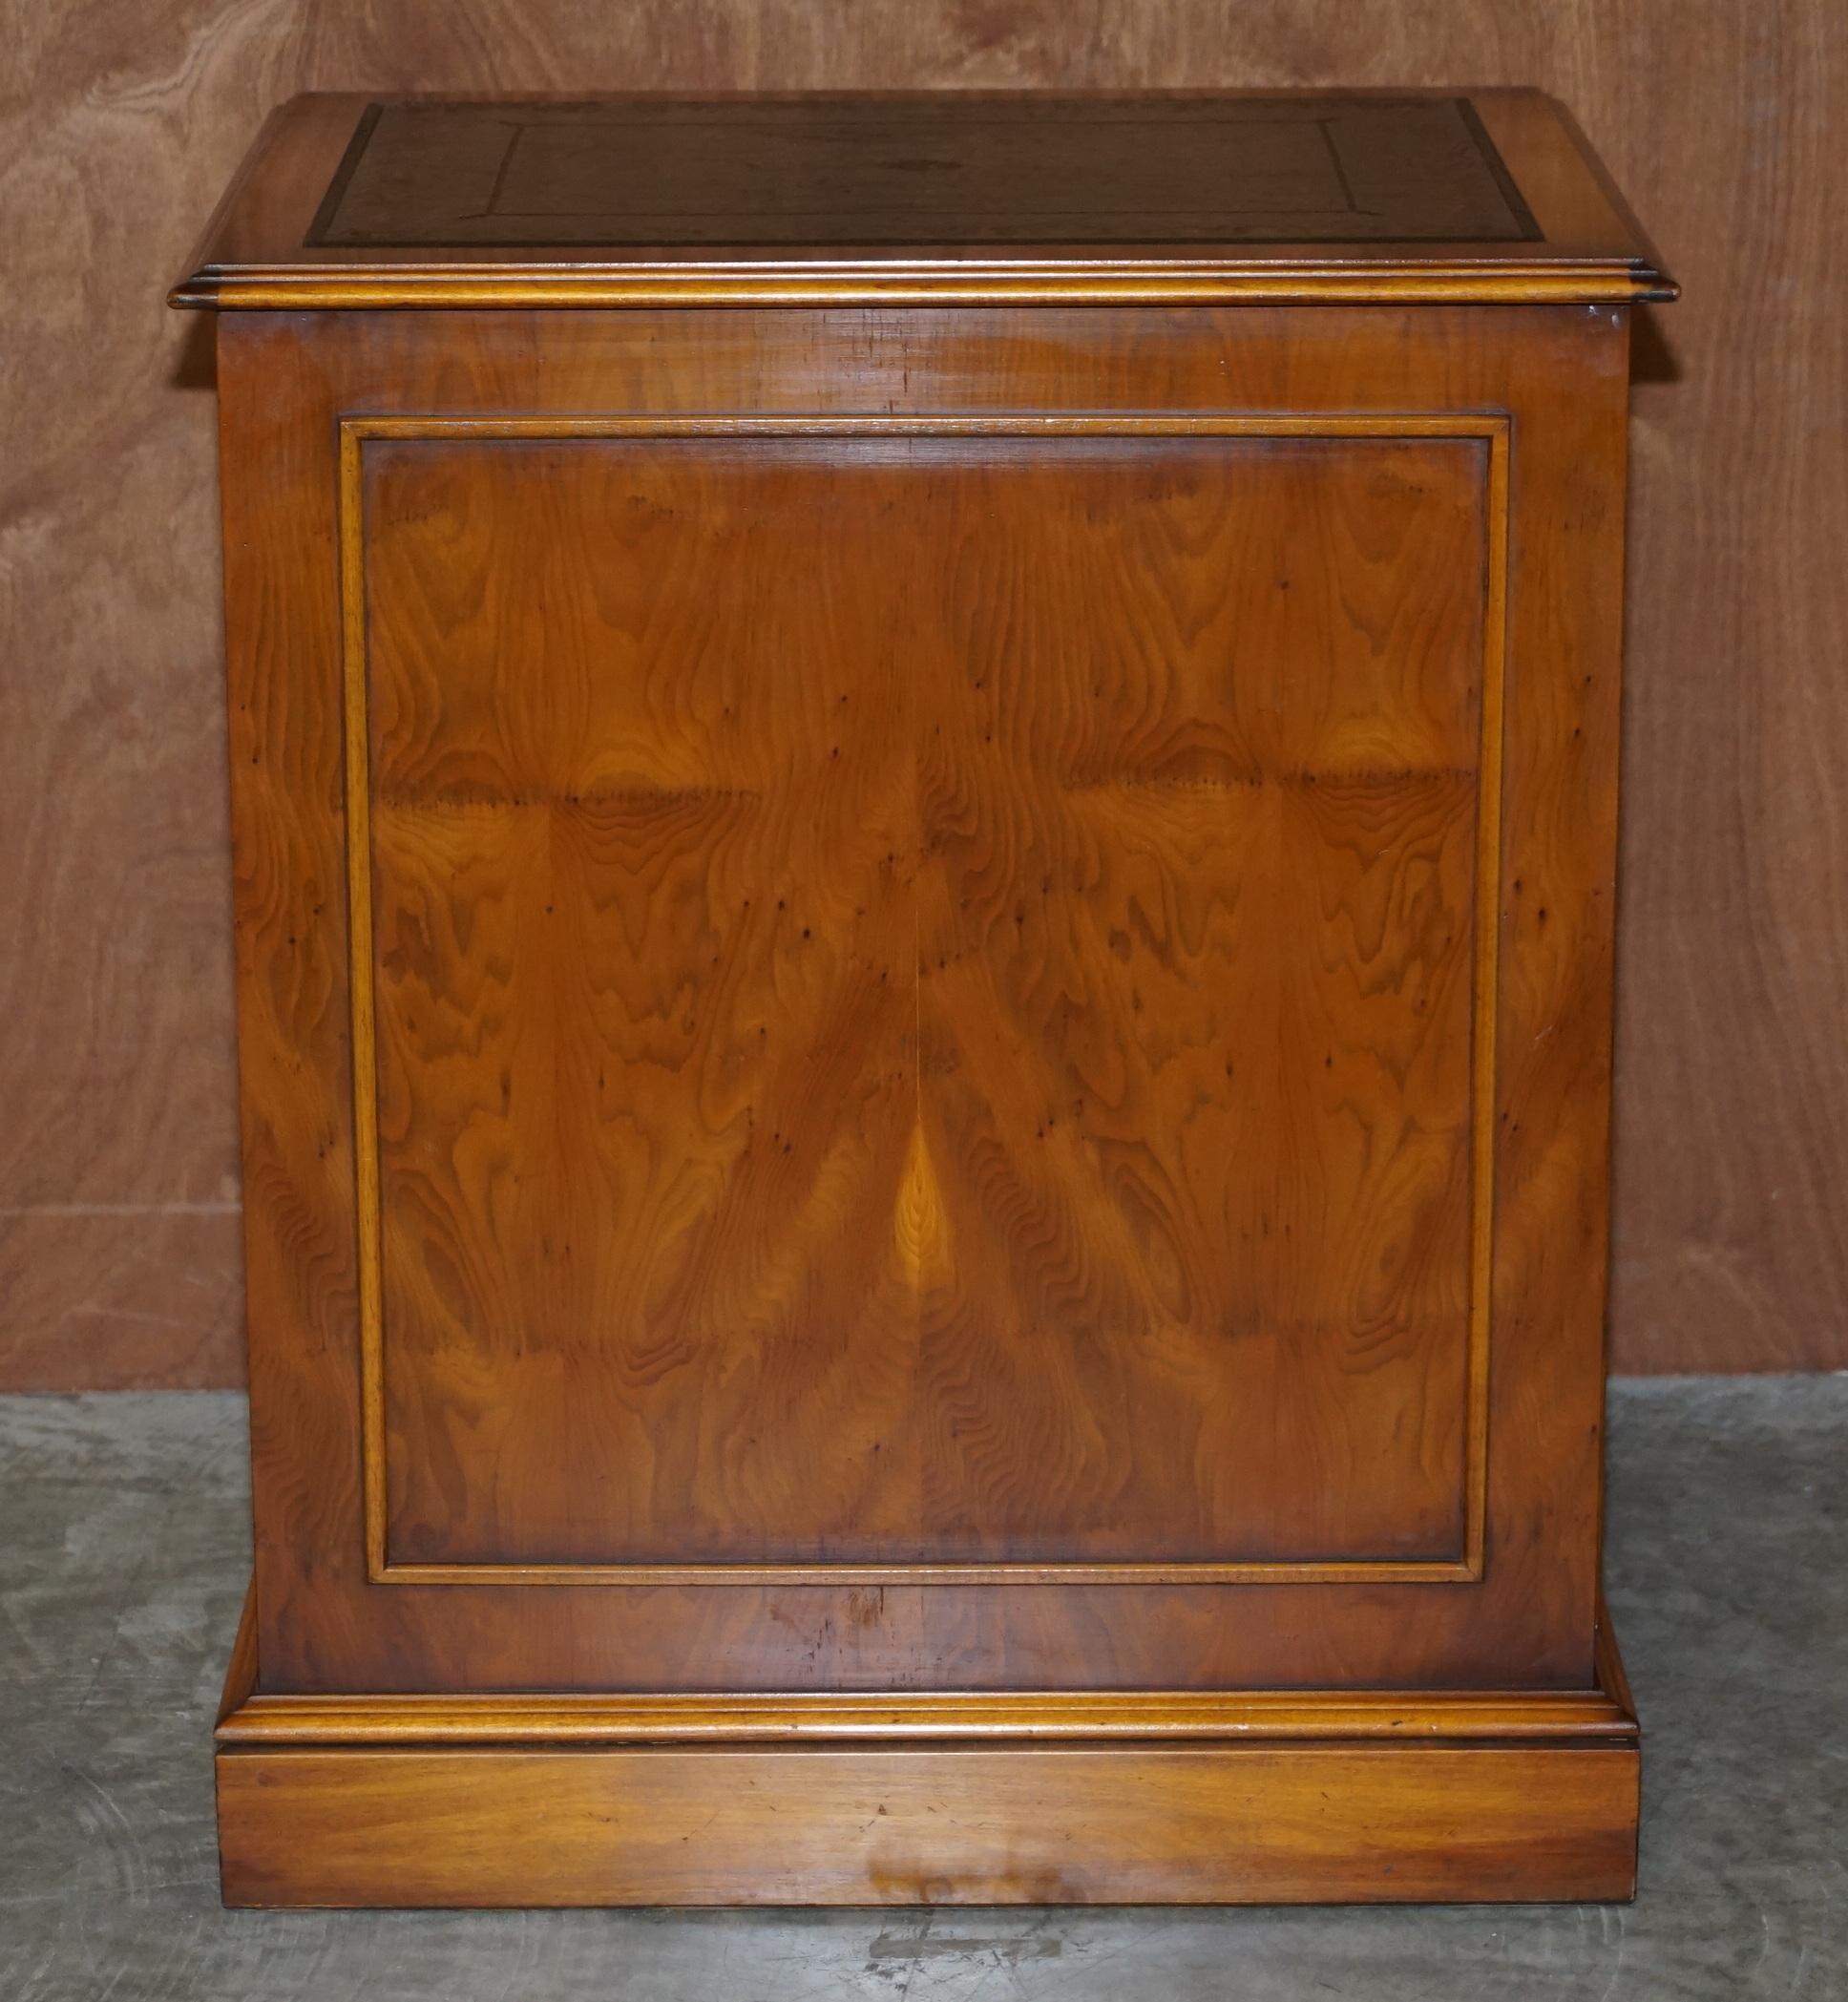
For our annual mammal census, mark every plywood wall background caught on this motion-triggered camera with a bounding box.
[2,3,1843,1387]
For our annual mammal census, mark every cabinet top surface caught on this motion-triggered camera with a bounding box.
[173,90,1673,308]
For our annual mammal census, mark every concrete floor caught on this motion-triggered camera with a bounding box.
[0,1379,1842,2001]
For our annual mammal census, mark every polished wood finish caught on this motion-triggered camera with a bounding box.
[179,94,1667,1902]
[214,1582,1641,1904]
[348,411,1503,1587]
[218,1742,1640,1907]
[222,1690,1639,1745]
[14,6,1843,1398]
[172,90,1670,307]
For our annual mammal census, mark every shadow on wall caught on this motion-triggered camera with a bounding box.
[171,312,217,393]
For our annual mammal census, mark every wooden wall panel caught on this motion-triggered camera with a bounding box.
[1,1,1841,1385]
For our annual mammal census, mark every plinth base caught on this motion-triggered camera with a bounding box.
[215,1592,1640,1907]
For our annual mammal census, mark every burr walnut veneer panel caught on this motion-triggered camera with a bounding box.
[358,423,1494,1579]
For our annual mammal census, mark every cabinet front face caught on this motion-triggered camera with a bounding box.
[221,306,1627,1694]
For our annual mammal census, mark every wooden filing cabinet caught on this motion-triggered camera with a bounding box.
[174,90,1675,1906]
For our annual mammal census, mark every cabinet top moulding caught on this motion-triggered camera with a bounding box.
[170,89,1675,310]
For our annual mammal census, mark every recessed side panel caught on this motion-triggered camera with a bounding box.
[352,420,1494,1578]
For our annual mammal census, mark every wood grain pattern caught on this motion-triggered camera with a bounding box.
[340,413,1504,1585]
[208,1582,1641,1904]
[216,301,1625,1697]
[215,1740,1641,1906]
[6,2,1840,1390]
